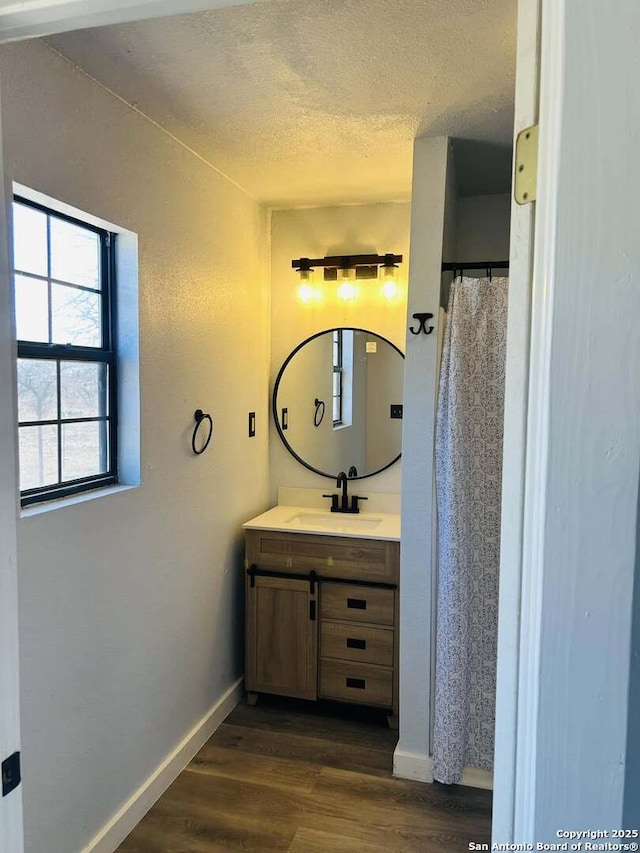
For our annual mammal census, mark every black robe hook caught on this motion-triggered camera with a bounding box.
[409,313,434,335]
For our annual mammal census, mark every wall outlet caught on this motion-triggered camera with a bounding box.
[2,752,21,797]
[390,404,403,419]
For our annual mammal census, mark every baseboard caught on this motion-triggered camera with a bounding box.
[393,749,434,783]
[393,749,493,790]
[83,677,244,853]
[460,764,493,790]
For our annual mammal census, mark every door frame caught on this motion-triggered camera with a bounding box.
[0,75,24,852]
[497,0,640,838]
[492,0,541,840]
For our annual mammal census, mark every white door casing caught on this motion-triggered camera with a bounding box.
[492,0,540,841]
[498,0,640,839]
[0,74,24,853]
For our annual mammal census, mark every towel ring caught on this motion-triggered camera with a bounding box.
[314,398,325,427]
[192,409,213,455]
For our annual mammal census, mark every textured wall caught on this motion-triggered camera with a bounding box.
[269,202,410,501]
[0,39,270,853]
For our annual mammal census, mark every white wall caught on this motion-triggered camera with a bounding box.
[365,340,403,473]
[396,136,450,778]
[456,193,511,261]
[396,139,511,782]
[0,39,270,853]
[269,203,410,501]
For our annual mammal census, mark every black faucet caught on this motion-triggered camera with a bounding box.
[323,471,368,514]
[336,471,349,511]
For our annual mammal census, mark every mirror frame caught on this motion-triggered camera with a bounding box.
[272,327,405,480]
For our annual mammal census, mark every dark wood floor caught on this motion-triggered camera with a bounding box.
[118,696,492,852]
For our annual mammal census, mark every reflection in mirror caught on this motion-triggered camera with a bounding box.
[273,328,404,479]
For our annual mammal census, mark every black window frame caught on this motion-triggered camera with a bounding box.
[332,328,343,426]
[14,195,118,507]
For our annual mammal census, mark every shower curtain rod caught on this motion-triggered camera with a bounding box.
[442,260,509,271]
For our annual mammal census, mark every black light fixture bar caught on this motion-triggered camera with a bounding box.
[292,253,402,270]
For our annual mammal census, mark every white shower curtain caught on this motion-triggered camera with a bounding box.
[433,275,509,784]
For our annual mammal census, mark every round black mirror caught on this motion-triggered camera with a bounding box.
[273,328,404,479]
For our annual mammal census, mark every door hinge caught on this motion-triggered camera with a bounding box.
[2,751,21,797]
[514,123,539,205]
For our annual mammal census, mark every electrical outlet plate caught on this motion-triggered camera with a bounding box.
[2,752,21,797]
[390,404,403,419]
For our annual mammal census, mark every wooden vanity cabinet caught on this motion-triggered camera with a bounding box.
[245,529,399,722]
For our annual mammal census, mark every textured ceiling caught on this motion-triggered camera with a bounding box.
[47,0,517,207]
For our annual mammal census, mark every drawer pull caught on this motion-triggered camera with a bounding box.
[346,677,366,689]
[347,598,367,610]
[346,638,366,650]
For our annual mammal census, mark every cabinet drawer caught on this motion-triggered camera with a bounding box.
[245,530,399,584]
[321,621,394,666]
[319,660,393,708]
[321,583,394,625]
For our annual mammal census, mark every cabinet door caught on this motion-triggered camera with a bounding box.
[246,575,317,700]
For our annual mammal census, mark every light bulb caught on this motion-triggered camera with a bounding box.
[337,281,356,301]
[337,265,356,300]
[298,283,315,303]
[379,261,399,300]
[381,279,397,300]
[296,262,319,303]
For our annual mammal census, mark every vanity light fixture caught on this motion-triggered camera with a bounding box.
[292,253,403,302]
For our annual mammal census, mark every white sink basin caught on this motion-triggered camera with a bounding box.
[285,511,384,532]
[242,505,400,541]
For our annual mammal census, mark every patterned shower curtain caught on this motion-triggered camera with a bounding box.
[432,275,509,784]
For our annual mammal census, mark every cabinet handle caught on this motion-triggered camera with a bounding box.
[346,677,366,690]
[347,638,366,650]
[309,600,316,621]
[347,598,367,610]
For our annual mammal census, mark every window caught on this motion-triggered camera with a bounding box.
[13,197,118,506]
[332,329,343,426]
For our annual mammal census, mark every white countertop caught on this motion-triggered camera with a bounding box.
[242,504,401,541]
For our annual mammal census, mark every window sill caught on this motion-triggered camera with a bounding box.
[20,483,138,518]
